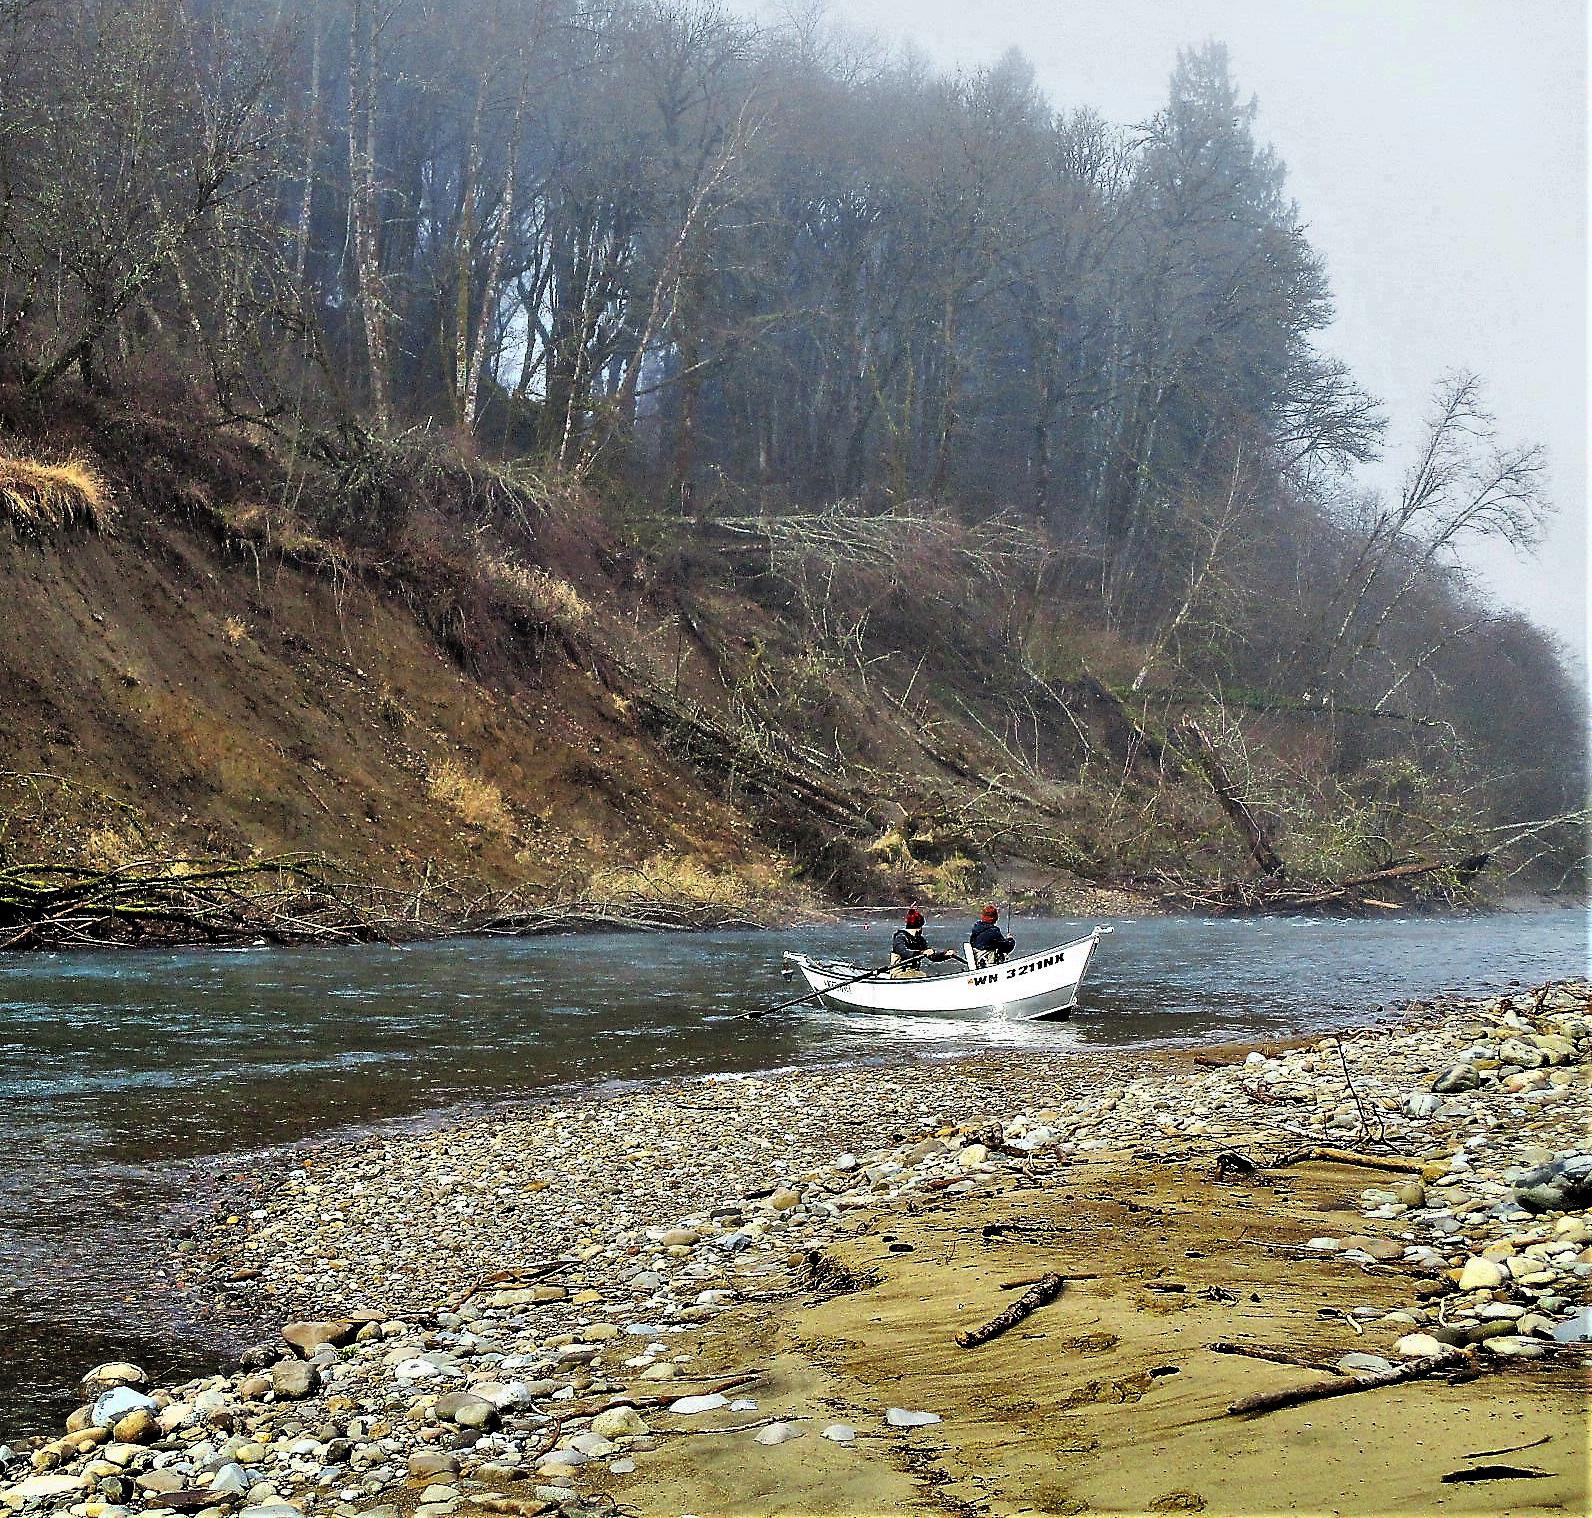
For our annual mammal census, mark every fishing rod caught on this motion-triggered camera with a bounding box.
[744,949,938,1021]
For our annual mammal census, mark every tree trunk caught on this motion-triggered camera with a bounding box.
[1172,718,1285,877]
[347,0,390,430]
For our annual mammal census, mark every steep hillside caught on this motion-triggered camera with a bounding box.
[0,391,1571,939]
[0,403,794,913]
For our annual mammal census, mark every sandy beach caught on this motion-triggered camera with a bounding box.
[4,981,1588,1517]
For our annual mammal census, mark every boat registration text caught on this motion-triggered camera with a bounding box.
[967,947,1068,988]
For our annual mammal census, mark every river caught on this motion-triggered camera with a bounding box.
[1,906,1584,1438]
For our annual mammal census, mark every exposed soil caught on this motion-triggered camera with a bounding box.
[617,1160,1589,1516]
[0,406,792,898]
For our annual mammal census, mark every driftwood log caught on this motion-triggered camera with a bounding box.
[1208,1341,1342,1374]
[956,1273,1064,1348]
[1271,1147,1426,1175]
[999,1270,1100,1291]
[1227,1351,1468,1416]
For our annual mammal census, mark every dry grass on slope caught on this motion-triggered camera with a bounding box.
[0,449,115,533]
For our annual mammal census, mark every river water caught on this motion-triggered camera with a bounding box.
[1,907,1584,1438]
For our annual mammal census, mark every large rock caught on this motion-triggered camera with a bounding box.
[110,1408,158,1444]
[3,1474,86,1505]
[91,1388,157,1430]
[1456,1257,1506,1291]
[79,1363,147,1398]
[408,1453,460,1480]
[432,1391,498,1431]
[1497,1038,1545,1069]
[269,1359,319,1401]
[1431,1065,1478,1094]
[1513,1154,1592,1214]
[590,1406,648,1439]
[281,1321,354,1357]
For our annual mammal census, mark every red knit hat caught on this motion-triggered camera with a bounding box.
[980,904,999,922]
[904,906,925,929]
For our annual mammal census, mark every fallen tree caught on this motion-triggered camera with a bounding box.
[0,854,758,950]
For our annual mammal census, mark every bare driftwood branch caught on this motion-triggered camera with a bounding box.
[1270,1147,1426,1175]
[1227,1351,1469,1416]
[956,1273,1065,1347]
[1208,1341,1343,1374]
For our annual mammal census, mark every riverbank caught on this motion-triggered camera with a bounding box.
[4,981,1588,1515]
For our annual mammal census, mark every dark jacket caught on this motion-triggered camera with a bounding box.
[892,926,930,960]
[970,921,1015,957]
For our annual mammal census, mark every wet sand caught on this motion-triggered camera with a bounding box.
[616,1155,1587,1515]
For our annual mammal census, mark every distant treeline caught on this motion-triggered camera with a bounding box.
[0,0,1584,849]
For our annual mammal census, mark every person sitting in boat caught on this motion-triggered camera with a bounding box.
[969,904,1015,968]
[891,906,958,978]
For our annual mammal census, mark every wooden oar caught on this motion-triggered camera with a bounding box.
[745,949,935,1020]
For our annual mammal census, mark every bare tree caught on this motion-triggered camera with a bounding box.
[1307,372,1549,691]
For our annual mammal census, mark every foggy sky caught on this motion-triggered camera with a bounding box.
[752,0,1588,659]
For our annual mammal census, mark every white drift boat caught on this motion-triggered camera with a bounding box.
[782,927,1110,1021]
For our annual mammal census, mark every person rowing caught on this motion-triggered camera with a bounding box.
[890,905,959,979]
[969,903,1015,968]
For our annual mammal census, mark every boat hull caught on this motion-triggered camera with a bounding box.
[784,929,1106,1020]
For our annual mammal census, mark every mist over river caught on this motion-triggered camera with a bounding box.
[1,906,1584,1438]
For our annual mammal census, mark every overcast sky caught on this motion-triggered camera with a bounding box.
[749,0,1588,658]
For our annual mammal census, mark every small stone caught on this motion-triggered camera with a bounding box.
[1432,1065,1478,1094]
[590,1407,648,1439]
[1480,1336,1545,1359]
[269,1360,319,1401]
[1392,1333,1451,1359]
[753,1422,803,1446]
[885,1408,941,1428]
[432,1392,498,1430]
[417,1485,459,1505]
[110,1409,157,1444]
[407,1453,460,1479]
[207,1467,250,1497]
[821,1424,857,1443]
[1336,1353,1394,1376]
[4,1475,86,1503]
[281,1321,354,1357]
[668,1394,728,1415]
[1457,1257,1506,1291]
[957,1144,989,1169]
[1339,1236,1404,1263]
[766,1189,802,1212]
